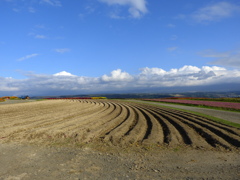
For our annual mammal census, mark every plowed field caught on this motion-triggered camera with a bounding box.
[1,100,240,150]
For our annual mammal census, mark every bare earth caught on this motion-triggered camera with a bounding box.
[0,100,239,180]
[131,100,240,124]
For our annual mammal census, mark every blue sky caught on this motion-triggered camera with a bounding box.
[1,0,240,96]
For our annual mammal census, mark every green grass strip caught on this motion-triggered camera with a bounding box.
[142,100,240,112]
[124,100,240,129]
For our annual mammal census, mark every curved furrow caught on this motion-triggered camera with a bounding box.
[125,104,164,143]
[154,109,237,149]
[137,108,152,140]
[138,106,191,144]
[4,110,87,140]
[180,120,233,149]
[21,101,110,140]
[160,115,192,145]
[103,104,131,134]
[25,101,112,138]
[68,102,119,136]
[122,105,139,136]
[138,105,193,145]
[0,101,68,126]
[183,117,240,147]
[135,104,187,146]
[104,104,131,135]
[80,102,118,129]
[182,113,240,137]
[80,102,127,142]
[70,102,119,131]
[126,103,171,144]
[1,99,239,150]
[156,108,240,148]
[38,100,104,125]
[148,105,240,136]
[0,101,83,136]
[146,107,214,148]
[4,100,106,139]
[0,100,93,129]
[134,106,164,145]
[120,105,148,145]
[81,103,131,142]
[185,117,240,148]
[103,104,137,144]
[142,104,240,148]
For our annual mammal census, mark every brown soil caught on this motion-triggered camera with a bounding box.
[0,100,240,179]
[131,100,240,124]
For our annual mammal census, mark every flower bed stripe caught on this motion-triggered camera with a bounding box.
[143,99,240,110]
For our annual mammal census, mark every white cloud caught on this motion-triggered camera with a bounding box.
[0,86,19,92]
[202,66,226,73]
[17,54,39,61]
[199,49,240,68]
[192,2,240,23]
[99,0,148,18]
[138,65,231,87]
[54,48,70,53]
[1,65,240,96]
[211,54,240,68]
[178,65,201,74]
[140,67,166,76]
[54,71,75,77]
[41,0,62,7]
[78,5,97,20]
[101,69,133,81]
[28,31,47,39]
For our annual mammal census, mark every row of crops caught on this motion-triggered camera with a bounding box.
[143,98,240,110]
[45,97,107,100]
[159,97,240,103]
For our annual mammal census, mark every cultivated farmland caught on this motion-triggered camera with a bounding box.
[144,98,240,110]
[1,99,239,150]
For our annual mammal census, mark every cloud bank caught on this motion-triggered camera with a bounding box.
[17,54,39,61]
[176,2,240,23]
[1,65,240,96]
[54,48,70,53]
[199,49,240,68]
[192,1,240,23]
[41,0,62,7]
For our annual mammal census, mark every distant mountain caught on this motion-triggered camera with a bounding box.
[31,91,240,99]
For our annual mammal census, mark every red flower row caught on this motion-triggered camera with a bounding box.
[144,99,240,110]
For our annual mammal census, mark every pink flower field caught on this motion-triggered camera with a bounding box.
[144,99,240,110]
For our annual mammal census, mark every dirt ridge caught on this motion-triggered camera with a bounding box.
[1,100,240,151]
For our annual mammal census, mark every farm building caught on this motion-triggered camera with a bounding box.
[20,95,30,100]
